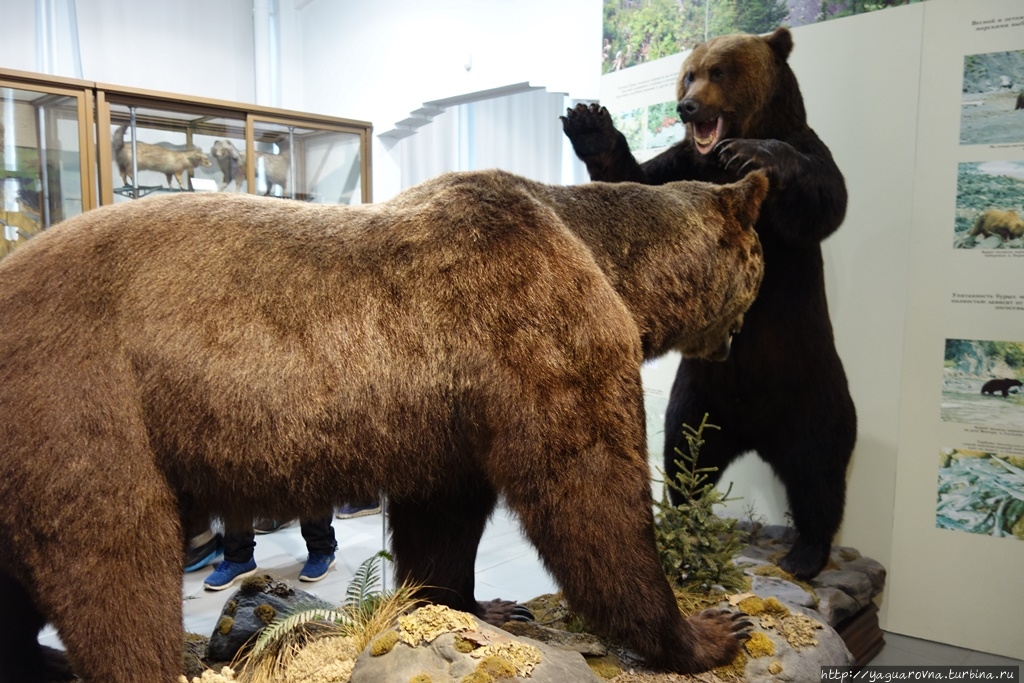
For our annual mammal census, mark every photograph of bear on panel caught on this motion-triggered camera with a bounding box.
[0,169,766,683]
[563,26,856,580]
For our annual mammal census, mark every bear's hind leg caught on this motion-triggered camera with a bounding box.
[389,481,505,620]
[770,436,854,579]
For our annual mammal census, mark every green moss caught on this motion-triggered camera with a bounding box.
[738,595,790,617]
[216,616,234,636]
[253,603,277,625]
[240,574,271,594]
[744,631,775,658]
[586,655,623,679]
[453,635,477,654]
[475,655,516,679]
[224,599,238,617]
[370,630,400,656]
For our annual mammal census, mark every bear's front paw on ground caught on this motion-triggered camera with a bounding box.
[682,609,753,671]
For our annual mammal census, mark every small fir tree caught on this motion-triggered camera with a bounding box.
[654,414,748,594]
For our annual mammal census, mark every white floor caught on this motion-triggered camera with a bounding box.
[41,504,1023,671]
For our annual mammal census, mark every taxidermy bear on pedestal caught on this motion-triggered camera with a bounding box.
[563,27,857,580]
[0,169,766,682]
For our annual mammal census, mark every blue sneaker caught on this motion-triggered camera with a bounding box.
[203,558,258,591]
[298,553,336,582]
[184,532,223,573]
[334,501,382,519]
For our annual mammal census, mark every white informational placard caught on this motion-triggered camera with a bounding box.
[887,0,1024,658]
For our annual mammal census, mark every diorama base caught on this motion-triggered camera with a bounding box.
[836,602,885,667]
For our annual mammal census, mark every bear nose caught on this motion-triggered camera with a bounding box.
[677,98,701,122]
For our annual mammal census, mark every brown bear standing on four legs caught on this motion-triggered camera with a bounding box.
[562,26,856,580]
[0,169,766,682]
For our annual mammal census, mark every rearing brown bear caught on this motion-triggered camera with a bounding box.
[0,169,766,682]
[563,27,856,580]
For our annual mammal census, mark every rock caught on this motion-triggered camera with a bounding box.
[815,570,873,607]
[749,575,817,610]
[205,574,334,663]
[349,605,601,683]
[737,526,887,629]
[742,603,854,682]
[815,586,861,625]
[501,619,608,657]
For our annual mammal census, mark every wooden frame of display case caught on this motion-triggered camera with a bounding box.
[0,68,99,217]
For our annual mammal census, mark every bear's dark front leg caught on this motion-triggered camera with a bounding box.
[390,483,523,622]
[560,103,647,182]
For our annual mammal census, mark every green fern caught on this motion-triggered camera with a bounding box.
[247,604,351,660]
[345,550,392,613]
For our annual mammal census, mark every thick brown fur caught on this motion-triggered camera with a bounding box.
[1016,92,1024,110]
[968,208,1024,242]
[0,169,765,682]
[113,125,212,189]
[562,27,855,580]
[210,138,290,194]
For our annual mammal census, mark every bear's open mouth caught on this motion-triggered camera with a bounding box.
[693,117,725,155]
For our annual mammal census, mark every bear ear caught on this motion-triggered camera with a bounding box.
[765,27,793,61]
[719,171,769,230]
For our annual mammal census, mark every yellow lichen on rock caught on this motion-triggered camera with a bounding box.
[770,612,824,649]
[398,605,478,646]
[744,631,775,658]
[460,673,493,683]
[768,660,784,675]
[284,636,360,682]
[469,641,543,678]
[713,649,748,680]
[409,675,433,683]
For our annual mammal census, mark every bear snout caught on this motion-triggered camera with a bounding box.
[677,98,706,123]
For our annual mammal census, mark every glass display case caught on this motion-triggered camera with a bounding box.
[0,70,96,259]
[0,68,372,261]
[96,87,371,207]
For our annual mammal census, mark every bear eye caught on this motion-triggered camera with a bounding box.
[709,67,725,81]
[683,71,694,86]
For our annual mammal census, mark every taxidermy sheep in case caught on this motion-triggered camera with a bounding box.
[0,168,765,682]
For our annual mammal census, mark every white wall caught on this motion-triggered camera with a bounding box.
[0,0,259,104]
[290,0,603,201]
